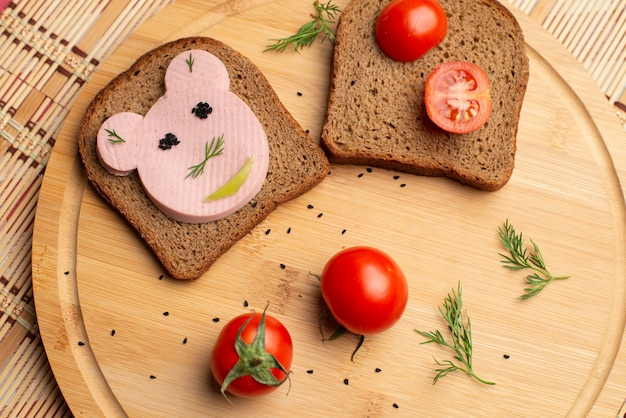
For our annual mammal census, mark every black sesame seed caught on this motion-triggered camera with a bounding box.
[305,129,310,134]
[350,80,356,86]
[111,330,116,336]
[392,403,399,409]
[77,341,85,346]
[158,132,180,150]
[64,271,69,275]
[343,378,349,385]
[280,264,286,269]
[503,354,510,359]
[251,201,258,208]
[366,167,373,173]
[307,204,314,209]
[243,300,249,307]
[150,375,157,380]
[317,213,323,218]
[265,229,271,235]
[286,227,291,234]
[163,311,169,316]
[375,368,382,373]
[297,91,303,96]
[212,317,220,323]
[393,175,400,180]
[400,183,406,187]
[191,102,213,119]
[307,370,314,374]
[357,173,364,178]
[341,229,347,235]
[183,337,188,344]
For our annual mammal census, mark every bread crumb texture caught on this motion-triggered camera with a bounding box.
[321,0,529,191]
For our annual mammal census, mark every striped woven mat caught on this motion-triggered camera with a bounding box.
[0,0,624,416]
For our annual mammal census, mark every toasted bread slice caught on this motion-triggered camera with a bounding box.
[321,0,529,191]
[79,37,329,280]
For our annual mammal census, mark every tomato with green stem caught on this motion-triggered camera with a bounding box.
[210,305,292,400]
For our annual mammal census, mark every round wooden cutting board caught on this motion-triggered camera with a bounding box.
[32,0,626,417]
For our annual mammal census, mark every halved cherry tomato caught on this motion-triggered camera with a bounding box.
[375,0,448,62]
[320,246,408,336]
[210,306,292,399]
[424,61,492,134]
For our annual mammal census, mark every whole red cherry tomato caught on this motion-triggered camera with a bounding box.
[320,246,409,335]
[210,306,293,399]
[424,60,492,133]
[375,0,448,62]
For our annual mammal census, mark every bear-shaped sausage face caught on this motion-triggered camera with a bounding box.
[96,49,269,223]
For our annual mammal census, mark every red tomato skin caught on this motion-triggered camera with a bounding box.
[210,312,293,397]
[424,61,492,134]
[375,0,448,62]
[320,247,409,335]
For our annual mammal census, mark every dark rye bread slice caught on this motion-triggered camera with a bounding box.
[321,0,529,190]
[78,37,329,280]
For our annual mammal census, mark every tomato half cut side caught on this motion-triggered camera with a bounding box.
[424,61,492,134]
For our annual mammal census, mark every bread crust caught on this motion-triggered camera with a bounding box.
[79,37,329,280]
[321,0,530,191]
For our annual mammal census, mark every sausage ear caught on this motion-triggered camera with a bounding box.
[164,49,230,92]
[96,112,143,176]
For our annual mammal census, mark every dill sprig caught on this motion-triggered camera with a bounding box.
[498,220,570,300]
[265,1,341,52]
[415,283,494,386]
[186,53,194,72]
[105,128,126,143]
[186,134,225,179]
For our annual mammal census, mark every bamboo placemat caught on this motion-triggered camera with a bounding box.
[0,0,624,417]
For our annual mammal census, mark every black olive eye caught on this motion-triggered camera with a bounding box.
[159,132,180,150]
[192,102,212,119]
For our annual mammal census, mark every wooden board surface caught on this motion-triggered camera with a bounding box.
[31,0,626,416]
